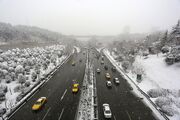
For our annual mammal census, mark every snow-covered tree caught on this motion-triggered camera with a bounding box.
[10,72,16,81]
[5,75,12,83]
[18,74,26,84]
[24,81,31,87]
[160,30,168,49]
[122,61,130,71]
[0,92,5,101]
[31,71,37,82]
[15,65,24,75]
[169,20,180,45]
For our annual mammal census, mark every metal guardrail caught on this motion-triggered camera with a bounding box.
[102,49,169,120]
[93,70,98,120]
[4,54,72,120]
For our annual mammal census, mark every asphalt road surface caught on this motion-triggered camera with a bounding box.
[90,48,158,120]
[8,50,87,120]
[9,47,159,120]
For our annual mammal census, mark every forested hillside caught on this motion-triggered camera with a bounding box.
[0,22,66,43]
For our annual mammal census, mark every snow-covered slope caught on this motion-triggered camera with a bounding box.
[135,54,180,90]
[0,45,68,117]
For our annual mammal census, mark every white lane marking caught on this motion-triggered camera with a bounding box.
[61,89,67,101]
[58,108,64,120]
[126,110,132,120]
[42,107,51,120]
[113,115,117,120]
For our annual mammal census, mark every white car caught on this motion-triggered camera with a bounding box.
[114,78,120,84]
[103,103,112,118]
[106,81,112,87]
[101,61,104,64]
[96,68,101,73]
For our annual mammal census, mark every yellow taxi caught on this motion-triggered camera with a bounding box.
[72,83,79,93]
[32,97,47,111]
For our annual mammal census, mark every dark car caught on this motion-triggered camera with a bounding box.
[114,78,120,84]
[104,65,108,70]
[111,67,116,72]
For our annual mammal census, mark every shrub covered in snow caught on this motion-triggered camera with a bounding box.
[18,74,26,84]
[114,54,124,62]
[14,85,22,93]
[165,54,175,65]
[15,65,24,75]
[161,46,170,54]
[0,44,67,113]
[147,88,169,98]
[0,85,7,93]
[155,97,173,108]
[0,108,6,116]
[31,71,37,82]
[5,75,12,83]
[161,105,177,116]
[121,61,130,71]
[0,92,5,101]
[24,81,31,87]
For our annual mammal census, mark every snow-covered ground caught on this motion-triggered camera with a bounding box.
[0,45,68,117]
[96,47,104,53]
[104,50,180,120]
[132,54,180,120]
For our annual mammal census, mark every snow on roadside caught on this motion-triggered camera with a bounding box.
[134,54,180,90]
[0,45,68,117]
[96,47,104,53]
[74,46,81,53]
[76,54,94,120]
[132,54,180,120]
[103,49,166,120]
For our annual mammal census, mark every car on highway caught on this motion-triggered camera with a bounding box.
[102,56,104,60]
[105,73,111,79]
[72,83,79,93]
[103,103,112,118]
[101,61,104,64]
[114,78,120,84]
[32,97,47,111]
[111,67,116,72]
[104,65,108,70]
[106,81,112,87]
[72,61,75,66]
[96,68,101,73]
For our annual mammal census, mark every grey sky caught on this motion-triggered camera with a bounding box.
[0,0,180,35]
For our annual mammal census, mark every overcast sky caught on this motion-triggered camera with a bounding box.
[0,0,180,35]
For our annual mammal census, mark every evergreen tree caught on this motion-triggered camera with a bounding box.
[169,20,180,45]
[160,30,168,48]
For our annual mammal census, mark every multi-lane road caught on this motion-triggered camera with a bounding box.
[8,51,87,120]
[90,48,157,120]
[8,47,158,120]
